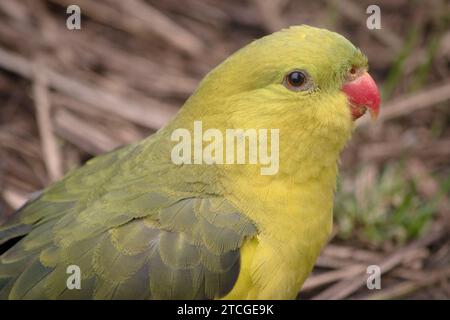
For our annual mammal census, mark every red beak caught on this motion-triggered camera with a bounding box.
[342,72,380,121]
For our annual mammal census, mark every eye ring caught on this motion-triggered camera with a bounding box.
[283,70,311,91]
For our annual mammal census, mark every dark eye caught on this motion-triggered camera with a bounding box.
[284,70,311,91]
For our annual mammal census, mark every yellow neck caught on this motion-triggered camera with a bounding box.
[216,127,346,299]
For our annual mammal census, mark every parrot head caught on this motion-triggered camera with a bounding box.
[173,25,380,175]
[183,25,379,128]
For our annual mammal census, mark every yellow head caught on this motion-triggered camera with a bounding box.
[171,25,380,179]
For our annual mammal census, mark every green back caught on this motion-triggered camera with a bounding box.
[0,137,256,299]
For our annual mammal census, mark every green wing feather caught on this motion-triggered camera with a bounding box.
[0,138,257,300]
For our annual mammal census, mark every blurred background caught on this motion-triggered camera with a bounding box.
[0,0,449,299]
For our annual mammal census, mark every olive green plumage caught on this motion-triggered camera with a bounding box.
[0,138,256,299]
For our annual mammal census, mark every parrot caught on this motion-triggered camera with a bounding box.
[0,25,380,300]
